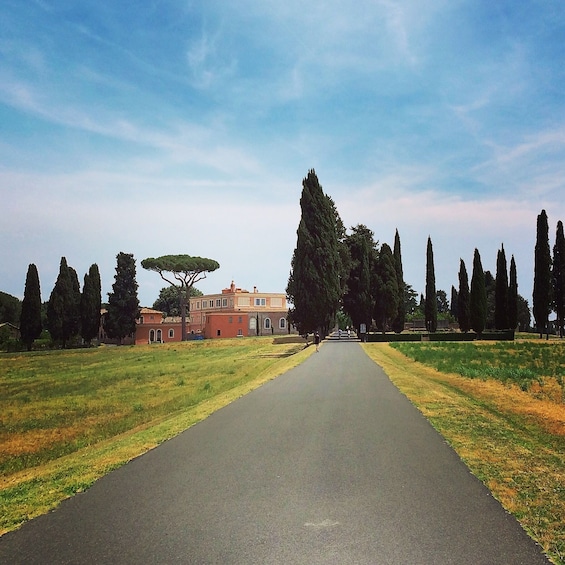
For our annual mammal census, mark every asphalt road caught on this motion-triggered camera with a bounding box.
[0,339,551,564]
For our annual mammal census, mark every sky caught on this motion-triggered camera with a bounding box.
[2,1,565,311]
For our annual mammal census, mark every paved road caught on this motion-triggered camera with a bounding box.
[0,340,551,564]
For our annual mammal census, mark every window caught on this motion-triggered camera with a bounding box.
[229,317,233,323]
[149,329,155,342]
[238,316,242,323]
[203,300,208,308]
[217,329,221,337]
[195,302,200,309]
[264,318,271,330]
[255,298,266,306]
[139,317,144,324]
[156,329,162,342]
[249,317,257,330]
[216,299,221,307]
[169,329,174,338]
[237,329,243,336]
[279,318,286,330]
[222,298,228,307]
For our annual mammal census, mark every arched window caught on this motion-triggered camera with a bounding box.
[156,329,162,343]
[264,318,271,330]
[149,329,155,343]
[168,329,174,339]
[279,317,286,330]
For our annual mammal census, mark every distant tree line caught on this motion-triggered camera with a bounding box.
[0,252,141,350]
[2,250,221,350]
[287,169,543,337]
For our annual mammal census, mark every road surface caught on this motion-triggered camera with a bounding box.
[0,339,551,564]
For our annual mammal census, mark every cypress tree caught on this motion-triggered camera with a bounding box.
[373,243,399,332]
[494,245,509,330]
[450,285,459,320]
[286,170,341,336]
[343,225,375,335]
[470,249,487,335]
[458,259,471,332]
[553,221,565,338]
[533,209,552,338]
[106,252,140,344]
[508,255,518,331]
[81,264,102,345]
[47,257,76,347]
[20,263,42,351]
[425,237,437,332]
[68,266,82,341]
[391,229,405,333]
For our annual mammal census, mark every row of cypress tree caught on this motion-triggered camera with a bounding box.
[287,170,408,336]
[19,252,140,350]
[286,170,526,336]
[533,210,565,338]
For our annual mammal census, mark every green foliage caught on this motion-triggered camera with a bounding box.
[141,254,219,341]
[458,259,471,332]
[152,285,203,317]
[373,243,399,332]
[508,256,518,331]
[287,170,342,335]
[425,237,437,332]
[343,224,376,334]
[391,229,405,333]
[80,264,101,345]
[495,245,509,330]
[19,264,42,351]
[47,258,80,348]
[533,209,552,336]
[0,291,21,325]
[553,220,565,337]
[470,249,487,335]
[105,253,140,344]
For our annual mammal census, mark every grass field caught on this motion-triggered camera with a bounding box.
[362,341,565,565]
[0,336,314,535]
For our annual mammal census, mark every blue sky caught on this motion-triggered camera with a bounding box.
[2,1,565,310]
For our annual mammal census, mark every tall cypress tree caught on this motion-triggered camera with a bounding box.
[458,259,471,332]
[425,236,437,332]
[81,264,102,345]
[553,220,565,338]
[450,285,459,320]
[343,224,375,335]
[470,248,487,335]
[286,170,341,336]
[68,266,82,341]
[391,229,405,333]
[47,257,77,347]
[508,255,518,331]
[533,210,552,338]
[20,263,42,351]
[106,252,140,344]
[494,244,509,330]
[373,243,399,332]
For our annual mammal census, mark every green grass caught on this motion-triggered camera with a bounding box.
[391,340,565,394]
[0,336,313,534]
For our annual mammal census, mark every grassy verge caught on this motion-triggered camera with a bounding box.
[361,342,565,565]
[0,337,314,535]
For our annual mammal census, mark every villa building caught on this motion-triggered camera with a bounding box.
[189,281,289,339]
[99,282,291,344]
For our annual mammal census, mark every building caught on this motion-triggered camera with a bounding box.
[189,281,289,339]
[99,282,291,344]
